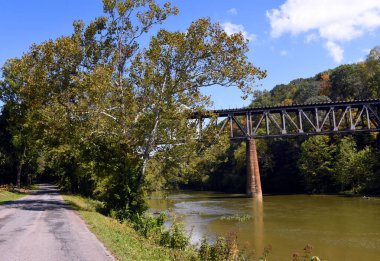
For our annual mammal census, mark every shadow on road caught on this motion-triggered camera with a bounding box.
[2,184,71,211]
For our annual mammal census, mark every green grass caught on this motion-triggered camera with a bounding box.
[63,195,196,261]
[0,189,28,205]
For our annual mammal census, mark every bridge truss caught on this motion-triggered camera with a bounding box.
[193,99,380,139]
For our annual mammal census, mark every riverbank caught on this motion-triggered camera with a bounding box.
[62,195,197,261]
[63,194,265,261]
[63,191,379,260]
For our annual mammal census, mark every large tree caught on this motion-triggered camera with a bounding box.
[0,0,265,215]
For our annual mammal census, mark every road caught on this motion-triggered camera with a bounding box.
[0,184,114,261]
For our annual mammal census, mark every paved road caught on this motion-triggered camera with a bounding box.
[0,184,114,261]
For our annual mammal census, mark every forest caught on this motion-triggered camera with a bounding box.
[186,47,380,195]
[0,0,379,222]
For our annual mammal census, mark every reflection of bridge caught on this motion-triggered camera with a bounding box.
[192,99,380,198]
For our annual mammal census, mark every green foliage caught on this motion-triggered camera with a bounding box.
[160,221,190,250]
[299,136,336,193]
[199,233,257,261]
[298,134,380,195]
[131,212,166,238]
[0,109,15,184]
[219,214,252,222]
[335,137,378,193]
[330,64,367,100]
[130,212,190,250]
[199,236,235,261]
[188,139,246,192]
[0,0,265,219]
[304,95,331,104]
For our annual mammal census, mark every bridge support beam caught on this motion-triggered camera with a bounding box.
[246,139,262,198]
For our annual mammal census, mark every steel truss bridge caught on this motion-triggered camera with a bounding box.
[191,99,380,198]
[192,99,380,139]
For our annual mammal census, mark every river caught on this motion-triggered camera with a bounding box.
[148,191,380,260]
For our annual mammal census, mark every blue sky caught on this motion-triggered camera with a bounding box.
[1,0,380,109]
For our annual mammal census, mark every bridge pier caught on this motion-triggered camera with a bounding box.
[246,139,262,198]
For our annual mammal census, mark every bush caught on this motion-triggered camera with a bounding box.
[199,232,254,261]
[129,212,190,250]
[160,221,190,249]
[130,212,166,239]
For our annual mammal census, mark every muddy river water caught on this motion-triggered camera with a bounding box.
[149,191,380,260]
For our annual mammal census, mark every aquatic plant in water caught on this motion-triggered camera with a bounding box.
[219,214,253,222]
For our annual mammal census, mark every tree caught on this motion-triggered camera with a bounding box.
[367,46,380,61]
[0,0,181,200]
[0,60,32,188]
[330,64,367,100]
[0,0,266,217]
[304,95,331,104]
[334,137,378,193]
[128,19,266,187]
[0,106,16,184]
[67,2,265,193]
[299,136,336,193]
[292,79,320,103]
[362,46,380,98]
[318,73,332,96]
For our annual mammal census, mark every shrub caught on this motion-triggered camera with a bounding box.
[130,212,166,239]
[160,221,190,249]
[129,212,190,250]
[199,232,253,261]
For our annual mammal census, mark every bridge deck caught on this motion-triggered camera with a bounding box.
[193,99,380,117]
[191,99,380,139]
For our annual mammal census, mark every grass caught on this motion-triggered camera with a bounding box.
[62,195,196,261]
[0,188,29,205]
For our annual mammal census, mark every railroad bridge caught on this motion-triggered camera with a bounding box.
[191,99,380,198]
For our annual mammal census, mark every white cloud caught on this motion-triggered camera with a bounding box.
[227,8,237,15]
[267,0,380,63]
[325,41,344,63]
[222,22,256,41]
[280,50,288,56]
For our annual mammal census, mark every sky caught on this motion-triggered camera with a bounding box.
[1,0,380,109]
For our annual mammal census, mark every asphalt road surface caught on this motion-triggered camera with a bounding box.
[0,184,114,261]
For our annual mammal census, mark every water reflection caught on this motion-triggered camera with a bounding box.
[252,198,263,256]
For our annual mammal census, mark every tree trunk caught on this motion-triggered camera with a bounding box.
[137,77,167,188]
[16,162,22,189]
[16,147,26,189]
[138,109,160,187]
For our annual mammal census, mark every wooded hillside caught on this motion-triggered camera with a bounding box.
[186,47,380,195]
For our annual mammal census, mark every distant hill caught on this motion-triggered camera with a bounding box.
[252,46,380,107]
